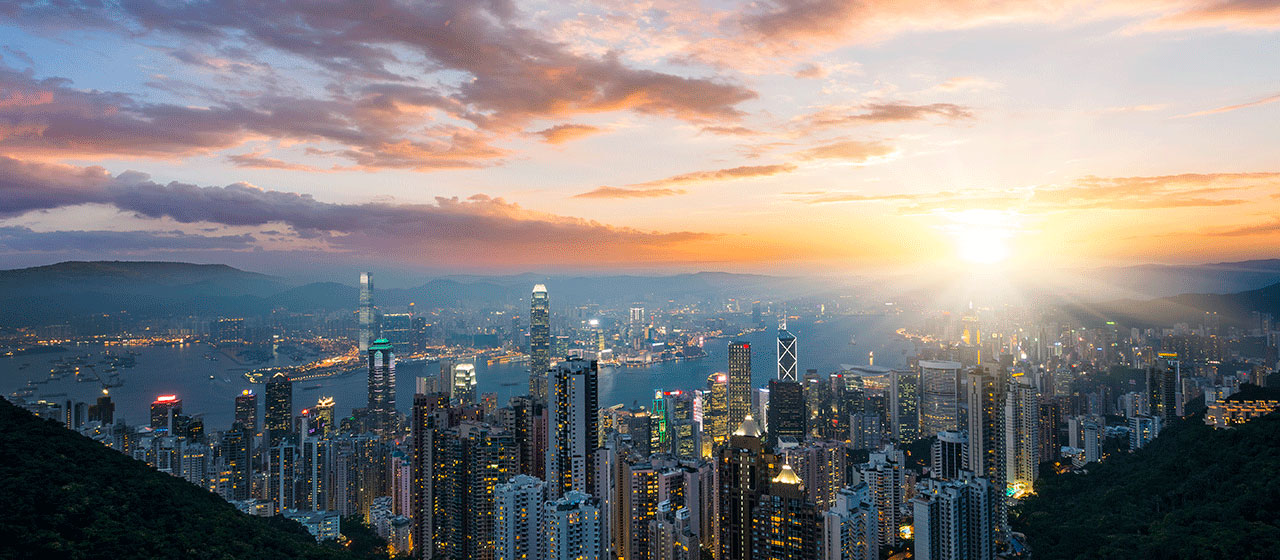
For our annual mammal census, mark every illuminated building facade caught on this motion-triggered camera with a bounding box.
[234,390,257,433]
[727,341,752,431]
[265,372,293,446]
[777,324,798,382]
[530,284,550,404]
[368,338,396,437]
[359,272,374,352]
[919,361,962,437]
[547,357,599,498]
[150,394,182,431]
[494,475,546,560]
[751,463,822,560]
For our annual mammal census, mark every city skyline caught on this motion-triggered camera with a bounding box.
[1,2,1278,275]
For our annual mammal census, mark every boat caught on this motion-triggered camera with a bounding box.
[849,335,857,346]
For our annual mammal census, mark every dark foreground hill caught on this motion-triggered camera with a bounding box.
[0,397,380,560]
[1014,410,1280,559]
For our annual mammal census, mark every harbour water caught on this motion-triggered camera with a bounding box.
[1,313,916,429]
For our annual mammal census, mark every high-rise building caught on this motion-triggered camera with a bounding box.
[446,362,473,406]
[931,430,967,481]
[150,394,182,432]
[368,338,397,437]
[727,341,752,430]
[313,396,335,439]
[1147,356,1183,420]
[1004,380,1039,490]
[266,372,293,446]
[912,472,999,560]
[823,484,878,560]
[919,361,962,437]
[222,424,252,501]
[777,324,798,382]
[546,491,602,560]
[779,440,848,512]
[751,463,822,560]
[965,366,1005,481]
[234,389,258,433]
[494,475,547,560]
[860,446,908,549]
[267,442,298,513]
[702,373,729,456]
[381,312,414,354]
[434,423,519,560]
[88,391,114,425]
[547,358,599,498]
[893,369,919,443]
[359,272,375,353]
[411,392,449,560]
[767,379,805,446]
[530,284,551,404]
[718,415,775,560]
[1129,414,1161,451]
[1037,397,1061,464]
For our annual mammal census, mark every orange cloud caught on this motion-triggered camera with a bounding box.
[573,186,687,199]
[794,140,896,162]
[533,123,604,144]
[1175,92,1280,118]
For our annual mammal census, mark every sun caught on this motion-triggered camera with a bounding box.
[940,209,1021,265]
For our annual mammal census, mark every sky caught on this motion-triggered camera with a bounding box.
[1,0,1278,278]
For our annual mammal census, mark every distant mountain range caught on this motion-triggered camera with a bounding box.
[1,259,1278,327]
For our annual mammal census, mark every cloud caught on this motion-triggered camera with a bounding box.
[533,124,603,144]
[700,125,762,136]
[796,102,973,130]
[934,76,1002,92]
[794,63,828,79]
[628,163,799,188]
[226,152,333,172]
[572,163,799,200]
[0,226,256,252]
[1175,92,1280,118]
[1140,0,1280,31]
[0,156,722,263]
[793,172,1280,212]
[1205,218,1280,237]
[9,1,755,129]
[794,140,896,162]
[572,186,687,199]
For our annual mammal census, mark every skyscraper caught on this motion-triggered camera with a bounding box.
[313,396,335,438]
[222,423,252,501]
[727,341,752,431]
[545,491,602,560]
[1004,380,1039,490]
[494,475,547,560]
[752,463,822,560]
[547,357,599,498]
[931,430,967,481]
[266,372,293,446]
[1147,355,1183,420]
[718,415,775,560]
[234,389,258,433]
[703,373,729,456]
[777,323,797,382]
[767,379,805,446]
[823,484,878,560]
[530,284,550,404]
[965,366,1005,482]
[150,394,182,432]
[368,338,396,436]
[912,472,999,560]
[453,362,477,406]
[435,423,519,560]
[861,446,908,549]
[919,361,962,437]
[359,272,375,353]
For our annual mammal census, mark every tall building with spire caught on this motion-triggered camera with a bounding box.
[752,462,822,560]
[359,272,375,353]
[727,341,752,431]
[718,415,776,560]
[368,338,396,437]
[547,357,599,498]
[530,284,550,404]
[777,322,797,382]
